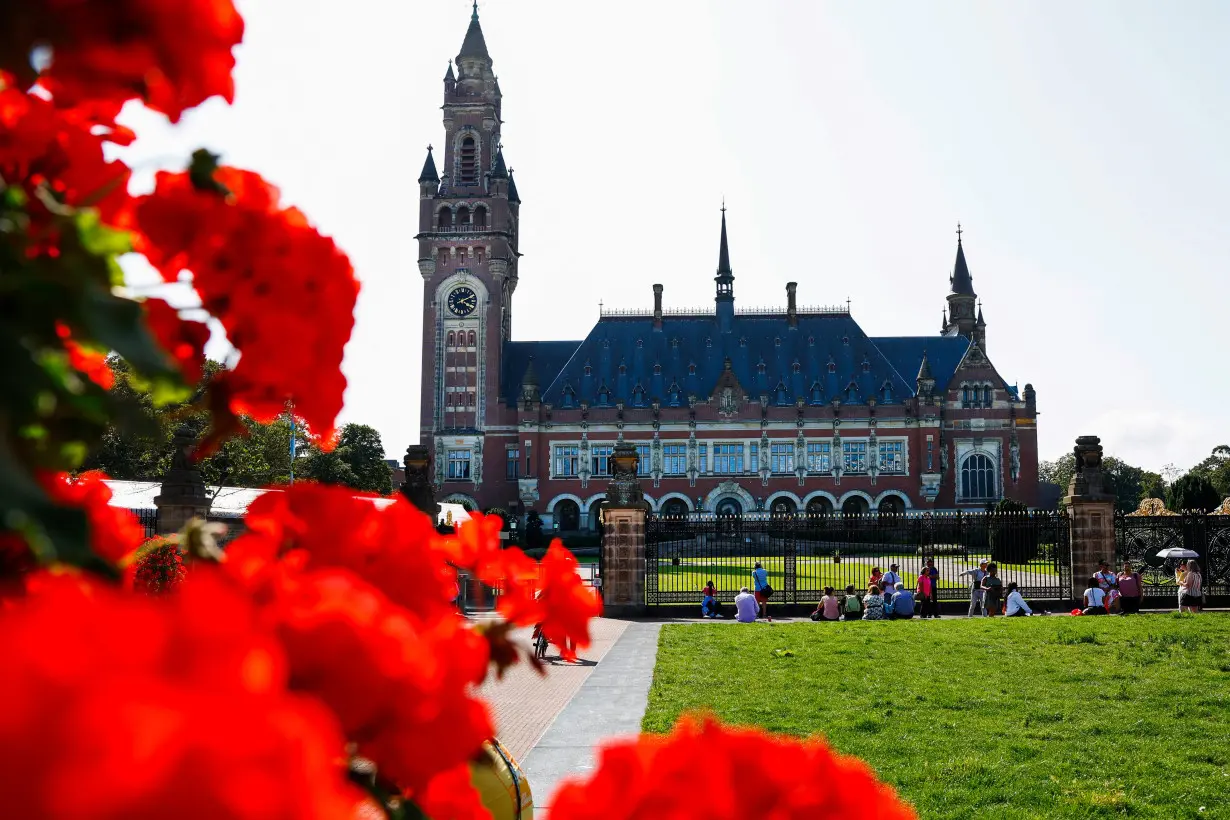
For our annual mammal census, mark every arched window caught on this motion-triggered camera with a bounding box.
[810,382,823,405]
[437,207,452,229]
[437,248,449,267]
[845,382,859,403]
[770,497,797,517]
[631,385,647,407]
[961,386,970,406]
[555,499,580,531]
[881,382,893,403]
[667,382,682,407]
[661,498,689,517]
[597,385,611,405]
[447,331,455,347]
[473,205,487,228]
[806,497,834,516]
[561,385,576,408]
[982,385,993,408]
[467,331,476,346]
[459,136,478,185]
[961,453,996,500]
[841,496,869,516]
[878,496,905,516]
[715,497,742,516]
[457,206,471,226]
[775,382,789,406]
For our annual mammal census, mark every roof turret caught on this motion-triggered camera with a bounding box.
[418,145,439,183]
[457,2,490,61]
[949,223,975,296]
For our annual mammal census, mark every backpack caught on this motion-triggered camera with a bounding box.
[843,595,862,614]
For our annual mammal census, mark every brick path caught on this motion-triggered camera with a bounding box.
[474,617,629,760]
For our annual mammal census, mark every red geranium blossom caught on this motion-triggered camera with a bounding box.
[133,167,359,444]
[0,85,132,233]
[0,0,245,123]
[551,715,917,820]
[0,570,364,819]
[40,471,145,565]
[143,298,210,385]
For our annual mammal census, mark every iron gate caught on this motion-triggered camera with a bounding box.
[645,510,1071,605]
[1115,513,1230,599]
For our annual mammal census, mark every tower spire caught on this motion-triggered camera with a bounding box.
[949,222,975,296]
[714,203,735,332]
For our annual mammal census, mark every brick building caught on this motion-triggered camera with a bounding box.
[416,8,1040,529]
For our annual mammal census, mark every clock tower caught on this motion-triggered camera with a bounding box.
[416,4,520,492]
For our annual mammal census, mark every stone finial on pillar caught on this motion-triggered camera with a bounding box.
[1063,435,1117,592]
[600,440,647,615]
[154,425,210,535]
[400,444,439,520]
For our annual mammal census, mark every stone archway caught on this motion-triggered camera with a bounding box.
[702,480,757,514]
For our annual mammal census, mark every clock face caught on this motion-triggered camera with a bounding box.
[448,286,477,317]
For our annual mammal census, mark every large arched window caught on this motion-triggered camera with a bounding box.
[555,499,580,531]
[661,498,689,517]
[806,497,834,516]
[770,497,797,517]
[437,207,452,230]
[961,453,996,500]
[456,206,471,227]
[473,205,488,228]
[841,496,869,516]
[446,331,455,347]
[459,136,478,185]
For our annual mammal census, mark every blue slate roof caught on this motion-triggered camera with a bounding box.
[869,335,972,392]
[502,340,581,405]
[537,312,920,409]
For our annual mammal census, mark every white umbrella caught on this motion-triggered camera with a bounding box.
[1156,547,1200,559]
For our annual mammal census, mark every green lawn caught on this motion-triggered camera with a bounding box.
[644,615,1230,819]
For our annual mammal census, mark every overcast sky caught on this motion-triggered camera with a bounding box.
[115,0,1230,476]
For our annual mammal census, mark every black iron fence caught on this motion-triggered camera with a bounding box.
[1115,514,1230,599]
[135,508,158,540]
[644,510,1071,605]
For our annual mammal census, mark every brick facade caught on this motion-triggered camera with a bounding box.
[416,10,1040,528]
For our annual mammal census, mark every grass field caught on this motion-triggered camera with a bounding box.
[643,615,1230,819]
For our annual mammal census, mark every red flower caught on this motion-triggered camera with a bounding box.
[0,86,132,234]
[40,471,145,565]
[143,298,210,385]
[131,537,186,595]
[550,715,917,820]
[256,566,493,797]
[0,0,245,124]
[133,167,359,443]
[0,570,365,819]
[56,322,115,390]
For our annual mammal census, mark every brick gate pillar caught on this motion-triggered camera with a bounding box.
[599,441,648,617]
[154,425,210,535]
[1063,436,1117,589]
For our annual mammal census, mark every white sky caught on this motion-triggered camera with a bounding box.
[114,0,1230,475]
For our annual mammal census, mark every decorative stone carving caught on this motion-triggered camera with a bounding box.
[605,441,644,508]
[154,425,209,535]
[1212,497,1230,516]
[517,478,540,504]
[471,440,483,486]
[1009,433,1021,484]
[1066,435,1114,501]
[399,444,439,518]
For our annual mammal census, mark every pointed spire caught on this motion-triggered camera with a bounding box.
[507,168,520,203]
[949,222,975,296]
[976,302,986,327]
[941,308,948,334]
[716,202,733,280]
[916,351,933,381]
[520,357,540,403]
[458,3,490,61]
[444,61,456,82]
[491,148,508,179]
[418,145,439,183]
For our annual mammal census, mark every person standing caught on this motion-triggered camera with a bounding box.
[751,562,772,622]
[924,557,941,617]
[734,587,760,623]
[1178,560,1203,614]
[917,568,937,619]
[981,563,1004,616]
[882,563,902,592]
[1116,562,1143,615]
[1004,581,1033,617]
[958,561,988,617]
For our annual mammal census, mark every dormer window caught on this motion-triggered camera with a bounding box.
[807,336,815,346]
[668,381,683,406]
[774,337,781,347]
[631,384,647,406]
[881,381,893,403]
[810,382,823,405]
[842,336,850,346]
[775,382,789,405]
[757,360,767,375]
[561,385,576,408]
[618,362,627,375]
[653,363,662,375]
[688,363,697,376]
[583,362,592,376]
[705,337,712,348]
[846,382,859,403]
[827,358,837,374]
[636,338,643,349]
[861,357,871,373]
[739,337,747,348]
[792,360,801,374]
[597,385,612,405]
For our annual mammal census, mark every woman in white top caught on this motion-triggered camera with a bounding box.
[1004,582,1033,617]
[1082,577,1107,615]
[1178,560,1203,614]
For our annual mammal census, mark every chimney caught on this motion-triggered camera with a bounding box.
[786,282,798,328]
[653,284,663,330]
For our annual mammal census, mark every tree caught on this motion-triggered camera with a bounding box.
[1189,445,1230,499]
[336,424,393,494]
[1167,472,1221,513]
[298,447,358,488]
[1139,472,1166,504]
[1037,452,1154,513]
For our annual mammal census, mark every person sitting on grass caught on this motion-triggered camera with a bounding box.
[839,584,862,620]
[701,580,722,619]
[734,586,759,623]
[861,584,886,621]
[1105,581,1122,615]
[1082,577,1108,615]
[888,582,915,620]
[1004,581,1033,617]
[811,586,841,621]
[981,563,1004,616]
